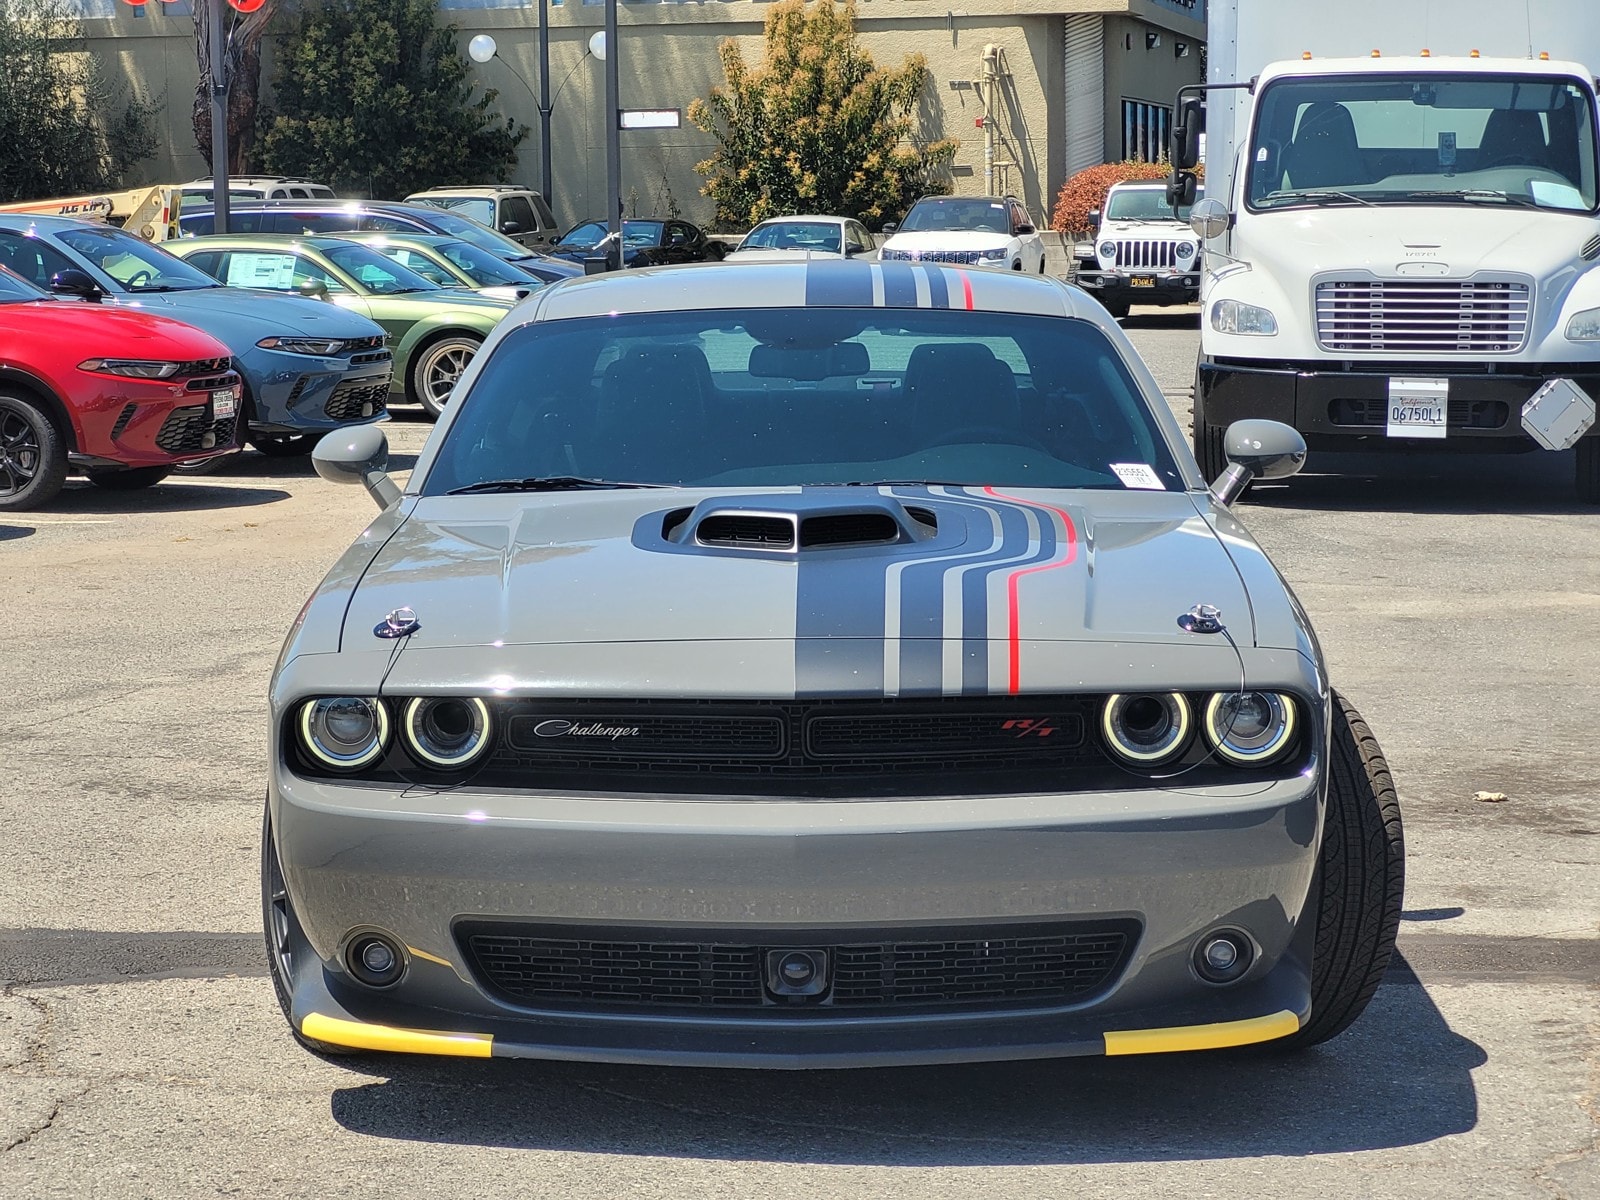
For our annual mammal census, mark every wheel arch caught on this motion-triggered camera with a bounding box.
[401,323,487,402]
[0,367,78,451]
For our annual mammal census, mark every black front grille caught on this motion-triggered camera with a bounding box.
[324,378,389,421]
[458,920,1138,1014]
[174,356,231,377]
[1328,396,1509,430]
[341,335,386,354]
[350,349,392,366]
[154,404,237,454]
[184,373,236,393]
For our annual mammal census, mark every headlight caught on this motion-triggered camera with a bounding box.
[1204,692,1298,765]
[977,247,1010,261]
[1097,241,1116,259]
[1565,307,1600,340]
[1101,693,1192,765]
[401,697,492,768]
[1211,299,1279,336]
[257,336,345,355]
[77,358,182,379]
[298,697,390,771]
[1175,241,1197,259]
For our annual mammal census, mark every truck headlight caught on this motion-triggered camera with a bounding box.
[1176,242,1197,259]
[1097,241,1116,260]
[1211,299,1279,336]
[1204,693,1297,765]
[1565,307,1600,341]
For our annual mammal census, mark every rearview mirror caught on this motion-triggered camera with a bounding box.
[313,425,400,510]
[500,221,521,235]
[881,222,898,234]
[296,279,329,301]
[1014,223,1035,235]
[1189,196,1231,240]
[49,268,103,301]
[1211,419,1307,505]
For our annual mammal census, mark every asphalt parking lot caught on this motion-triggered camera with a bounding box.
[2,309,1597,1199]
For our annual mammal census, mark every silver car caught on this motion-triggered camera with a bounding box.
[266,261,1404,1066]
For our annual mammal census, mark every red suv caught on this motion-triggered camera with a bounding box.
[0,266,242,509]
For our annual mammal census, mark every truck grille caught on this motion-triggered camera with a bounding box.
[1315,278,1531,353]
[458,920,1139,1014]
[1328,397,1510,430]
[1113,239,1177,269]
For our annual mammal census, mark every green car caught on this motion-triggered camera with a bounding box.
[334,233,544,304]
[170,235,515,418]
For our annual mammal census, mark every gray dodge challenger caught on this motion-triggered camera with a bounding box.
[266,259,1404,1066]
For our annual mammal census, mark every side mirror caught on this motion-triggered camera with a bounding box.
[500,221,521,235]
[1166,172,1198,208]
[1172,96,1205,170]
[1211,419,1307,505]
[1189,196,1231,240]
[49,268,103,301]
[1087,209,1101,231]
[313,425,400,510]
[296,279,329,301]
[1014,223,1035,235]
[881,222,898,234]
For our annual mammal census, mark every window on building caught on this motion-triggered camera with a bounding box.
[1122,100,1173,163]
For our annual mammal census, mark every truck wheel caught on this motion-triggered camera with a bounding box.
[1280,691,1405,1049]
[1192,393,1229,484]
[0,391,67,511]
[1576,437,1600,504]
[85,466,170,490]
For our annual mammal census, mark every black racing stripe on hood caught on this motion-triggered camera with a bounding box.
[879,261,919,308]
[805,259,874,307]
[887,488,992,696]
[921,264,950,308]
[955,493,1039,693]
[794,491,887,697]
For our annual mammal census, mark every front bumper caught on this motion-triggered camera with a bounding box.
[1075,270,1200,306]
[245,355,393,434]
[1199,359,1600,452]
[270,769,1322,1067]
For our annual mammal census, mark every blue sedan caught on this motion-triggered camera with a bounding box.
[0,216,391,456]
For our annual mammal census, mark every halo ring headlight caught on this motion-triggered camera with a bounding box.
[1204,692,1297,765]
[1102,693,1192,765]
[402,697,492,769]
[298,697,389,771]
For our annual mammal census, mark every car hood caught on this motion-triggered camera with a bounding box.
[0,300,229,358]
[1102,220,1191,237]
[335,487,1278,693]
[113,287,385,338]
[882,231,1013,252]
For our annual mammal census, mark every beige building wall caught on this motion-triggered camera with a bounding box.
[76,0,1202,231]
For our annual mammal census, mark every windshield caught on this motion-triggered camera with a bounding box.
[431,239,529,284]
[56,226,219,291]
[0,265,48,303]
[740,221,843,253]
[407,207,530,257]
[900,199,1010,234]
[421,308,1183,494]
[556,221,664,250]
[414,196,495,226]
[1105,189,1197,222]
[319,242,439,294]
[1248,73,1599,212]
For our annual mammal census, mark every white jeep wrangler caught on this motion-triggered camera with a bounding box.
[1072,181,1201,319]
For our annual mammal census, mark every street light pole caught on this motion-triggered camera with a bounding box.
[209,0,230,234]
[538,0,553,206]
[604,0,621,255]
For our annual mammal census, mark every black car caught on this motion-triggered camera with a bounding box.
[545,218,726,269]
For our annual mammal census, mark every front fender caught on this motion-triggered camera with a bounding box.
[392,312,504,375]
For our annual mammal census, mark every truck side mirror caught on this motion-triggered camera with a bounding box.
[1166,173,1198,208]
[1087,209,1101,231]
[1211,419,1307,505]
[1172,96,1205,171]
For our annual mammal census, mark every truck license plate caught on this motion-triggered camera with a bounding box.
[212,388,238,420]
[1130,275,1156,288]
[1386,378,1448,438]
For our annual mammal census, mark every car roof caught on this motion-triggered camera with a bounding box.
[172,233,355,252]
[528,260,1102,324]
[409,186,539,196]
[336,231,457,246]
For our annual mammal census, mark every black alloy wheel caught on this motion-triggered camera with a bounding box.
[0,391,67,511]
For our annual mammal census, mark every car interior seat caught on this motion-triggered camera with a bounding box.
[1476,108,1551,171]
[902,343,1020,445]
[1282,102,1369,190]
[594,344,716,480]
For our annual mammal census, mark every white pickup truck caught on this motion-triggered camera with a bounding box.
[1171,0,1600,498]
[1072,182,1202,319]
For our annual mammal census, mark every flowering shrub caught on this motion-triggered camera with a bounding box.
[1050,161,1193,237]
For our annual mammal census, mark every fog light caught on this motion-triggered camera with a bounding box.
[345,932,406,988]
[1193,930,1254,985]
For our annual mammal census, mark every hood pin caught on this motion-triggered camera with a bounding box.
[375,606,421,639]
[1177,604,1224,635]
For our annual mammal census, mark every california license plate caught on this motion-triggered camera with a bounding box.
[1131,275,1156,288]
[212,388,238,420]
[1386,378,1447,438]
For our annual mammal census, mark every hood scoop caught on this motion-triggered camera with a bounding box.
[667,494,936,553]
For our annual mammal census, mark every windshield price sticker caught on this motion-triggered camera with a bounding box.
[1386,378,1448,439]
[1111,462,1166,490]
[213,389,237,419]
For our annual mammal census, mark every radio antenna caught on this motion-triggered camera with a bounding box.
[1525,0,1534,58]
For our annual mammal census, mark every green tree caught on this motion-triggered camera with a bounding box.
[260,0,525,198]
[689,0,956,230]
[0,0,158,201]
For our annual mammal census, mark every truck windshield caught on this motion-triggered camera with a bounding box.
[1247,73,1598,213]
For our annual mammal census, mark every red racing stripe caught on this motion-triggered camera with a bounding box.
[981,486,1079,694]
[958,270,974,310]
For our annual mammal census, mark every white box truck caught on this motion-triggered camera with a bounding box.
[1170,0,1600,499]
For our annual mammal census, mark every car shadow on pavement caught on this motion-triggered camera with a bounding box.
[194,448,421,481]
[326,963,1484,1165]
[46,480,291,513]
[0,523,35,540]
[1242,449,1592,515]
[1120,311,1201,331]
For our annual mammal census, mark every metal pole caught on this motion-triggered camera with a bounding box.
[209,0,230,235]
[539,0,553,208]
[604,0,620,263]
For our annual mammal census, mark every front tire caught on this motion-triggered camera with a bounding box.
[86,466,170,490]
[249,432,317,458]
[0,391,67,511]
[1577,437,1600,504]
[409,334,482,420]
[1281,691,1405,1048]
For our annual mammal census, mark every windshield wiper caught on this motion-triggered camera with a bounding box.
[1261,189,1375,208]
[126,284,196,293]
[1405,189,1539,207]
[446,475,667,495]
